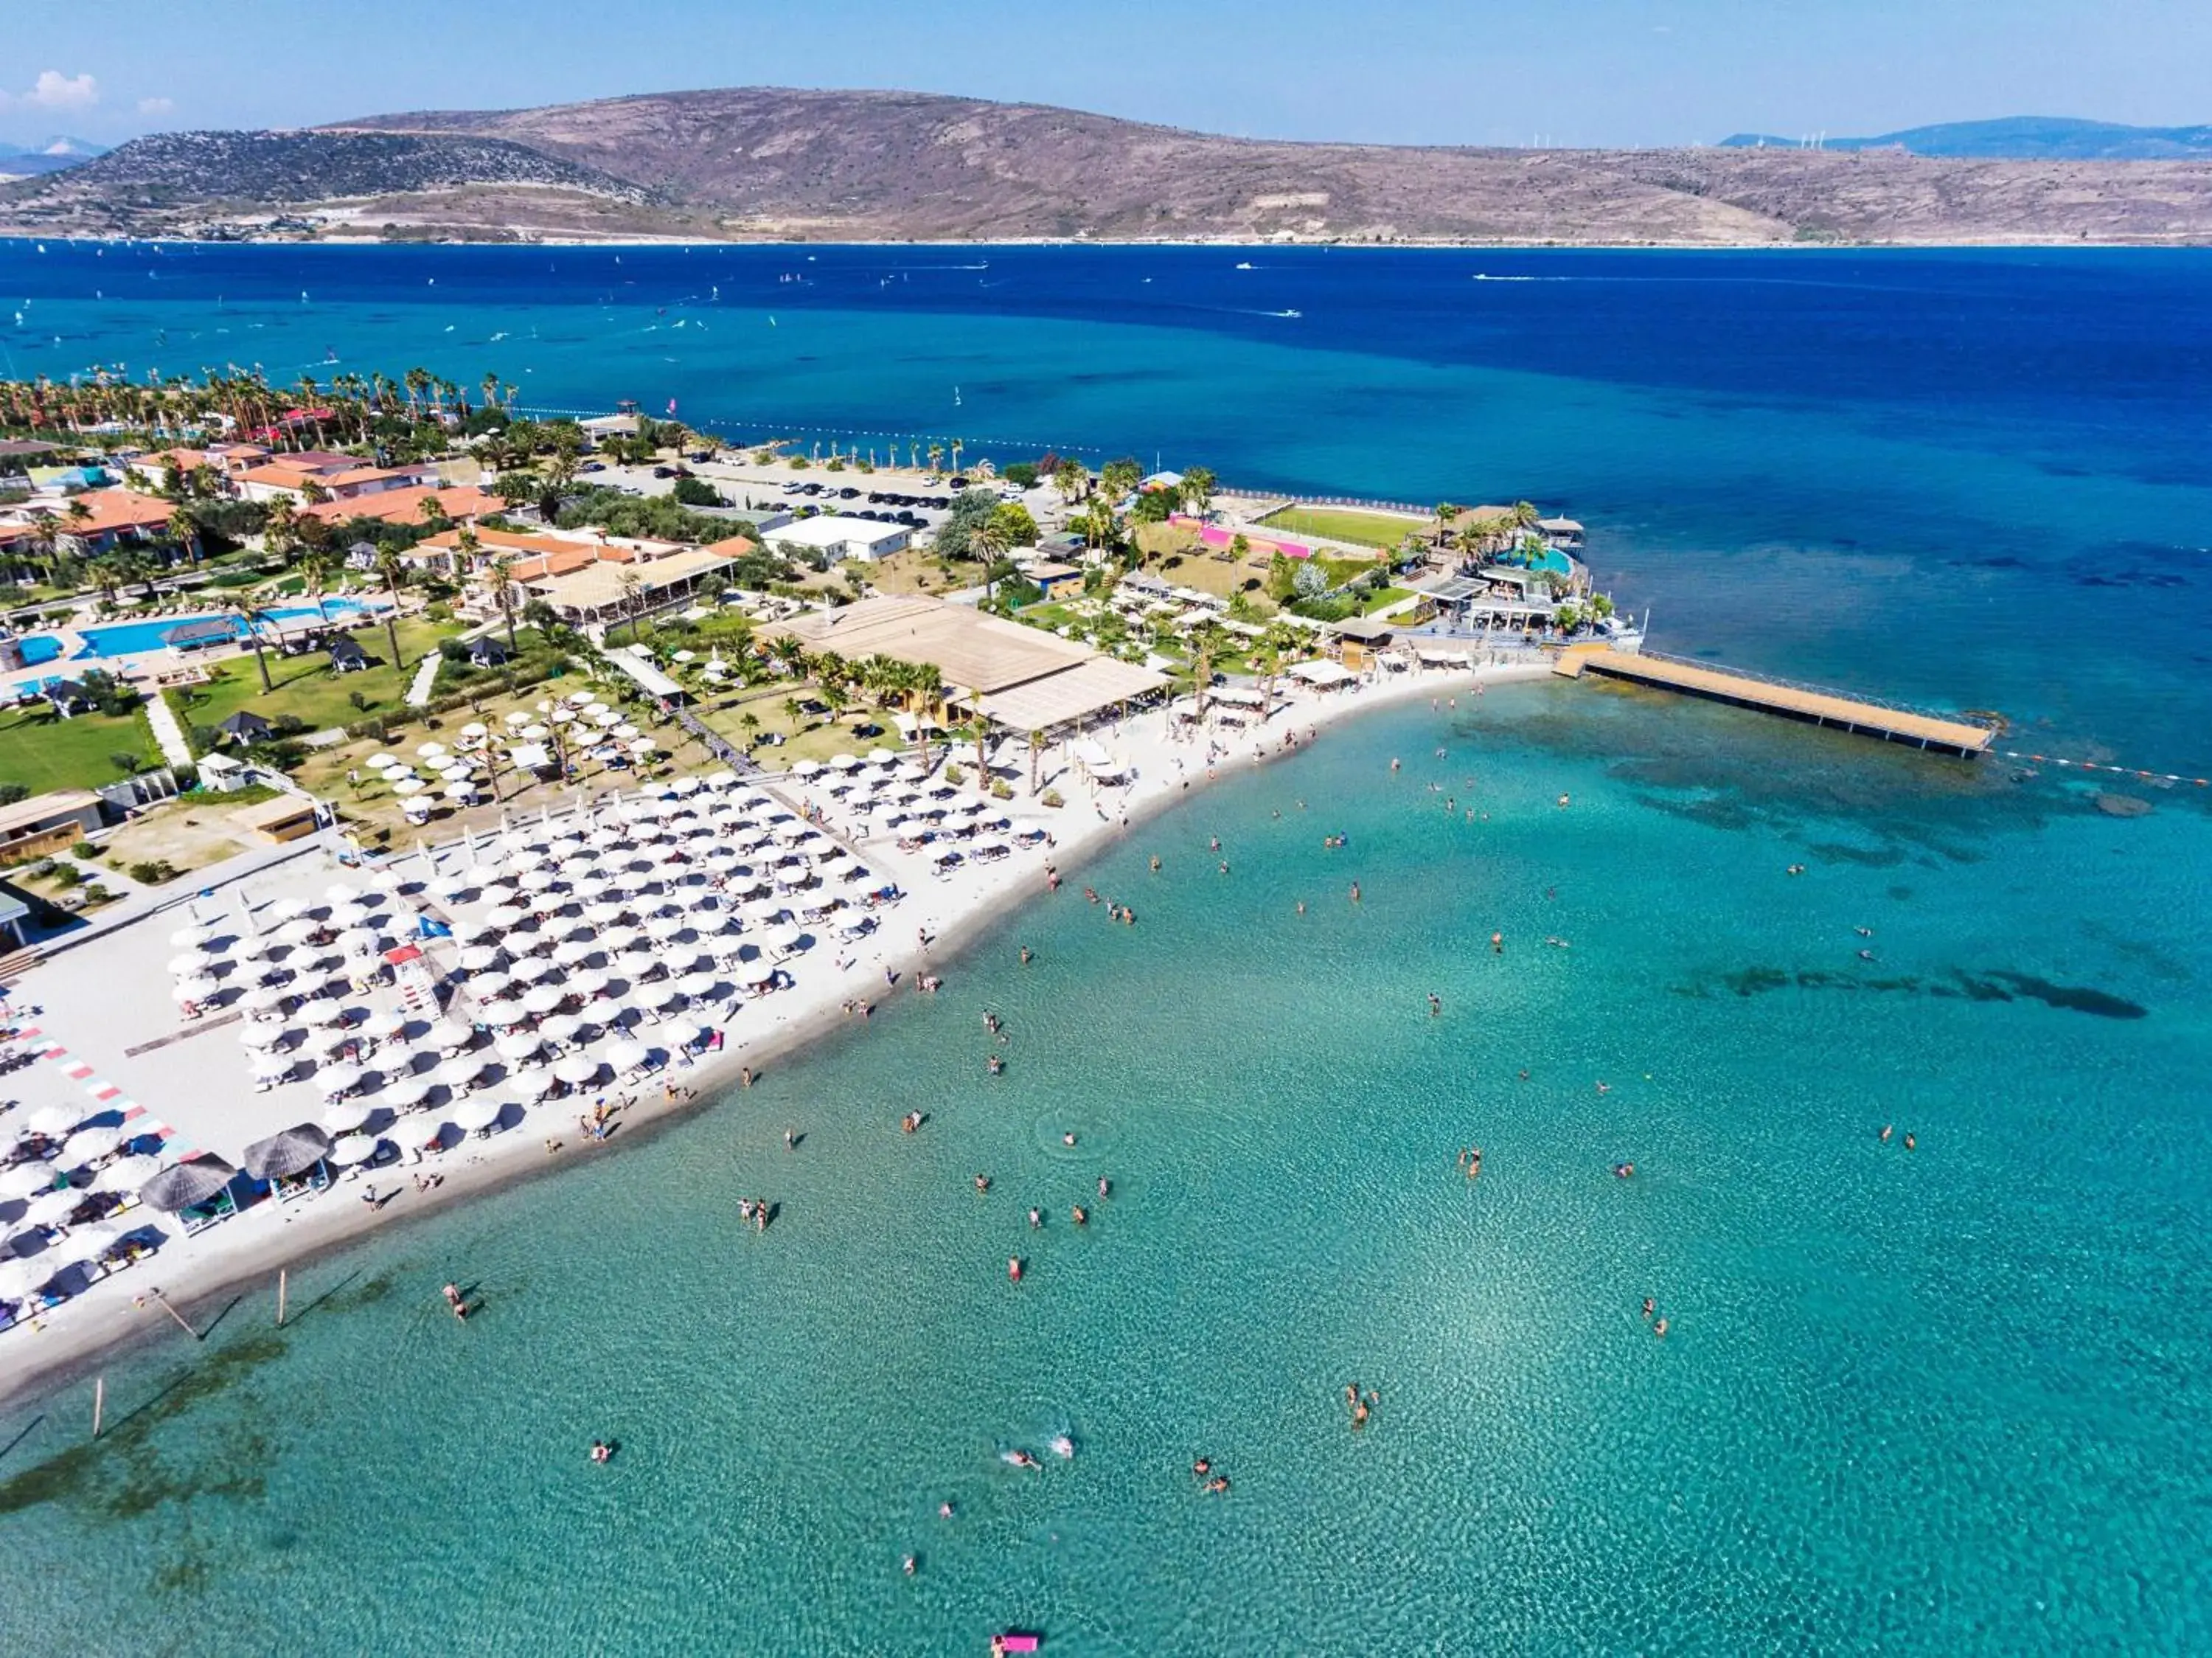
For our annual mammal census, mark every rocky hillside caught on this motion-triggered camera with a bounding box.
[0,128,657,235]
[10,88,2212,244]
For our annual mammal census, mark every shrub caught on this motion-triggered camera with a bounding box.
[0,781,27,805]
[1040,788,1064,808]
[71,839,98,859]
[672,476,725,507]
[108,751,143,775]
[128,860,179,885]
[49,863,81,887]
[989,777,1012,799]
[943,763,966,785]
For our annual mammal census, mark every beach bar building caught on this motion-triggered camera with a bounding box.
[762,595,1169,740]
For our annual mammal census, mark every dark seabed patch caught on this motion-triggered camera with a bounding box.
[0,1332,288,1520]
[1697,965,2146,1019]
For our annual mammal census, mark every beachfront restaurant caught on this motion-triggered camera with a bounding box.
[1423,576,1559,637]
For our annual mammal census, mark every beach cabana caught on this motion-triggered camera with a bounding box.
[139,1156,240,1231]
[243,1124,333,1201]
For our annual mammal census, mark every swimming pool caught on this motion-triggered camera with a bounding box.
[23,600,375,663]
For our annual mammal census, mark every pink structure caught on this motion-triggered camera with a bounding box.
[1172,515,1313,559]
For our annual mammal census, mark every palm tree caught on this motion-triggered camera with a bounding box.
[1099,458,1141,502]
[262,497,300,564]
[487,555,521,653]
[1027,728,1046,795]
[372,545,410,667]
[165,507,202,569]
[1433,502,1460,549]
[1186,620,1232,721]
[1052,459,1086,504]
[1178,465,1217,521]
[235,603,274,693]
[293,544,337,618]
[926,443,945,476]
[950,438,964,476]
[616,569,644,642]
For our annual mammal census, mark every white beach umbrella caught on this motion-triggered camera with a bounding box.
[414,1117,451,1150]
[637,979,681,1010]
[553,1054,602,1087]
[313,1025,357,1055]
[565,969,610,1001]
[173,975,220,1004]
[167,951,211,977]
[866,746,897,765]
[644,913,688,942]
[316,1061,365,1095]
[512,1066,560,1101]
[677,970,722,999]
[519,868,561,892]
[277,918,319,946]
[61,1125,127,1166]
[606,1038,651,1075]
[538,1010,585,1045]
[509,954,558,982]
[361,1008,408,1040]
[496,1030,542,1064]
[329,1133,381,1167]
[321,1098,372,1134]
[234,931,276,960]
[482,905,525,929]
[598,924,641,954]
[552,938,597,968]
[366,752,400,769]
[741,962,776,987]
[469,971,514,1002]
[244,986,288,1013]
[439,1053,487,1087]
[392,778,428,798]
[94,1153,163,1194]
[521,985,565,1016]
[432,1021,478,1053]
[415,741,446,758]
[0,1162,57,1201]
[270,898,309,922]
[383,1074,432,1109]
[459,943,503,971]
[455,1097,504,1134]
[303,999,348,1027]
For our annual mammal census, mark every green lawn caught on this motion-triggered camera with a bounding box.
[1360,586,1414,614]
[170,615,462,736]
[1258,506,1428,552]
[0,701,159,794]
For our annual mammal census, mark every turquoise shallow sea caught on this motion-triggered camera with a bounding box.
[1,244,2209,1652]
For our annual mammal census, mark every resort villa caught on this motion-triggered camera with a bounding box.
[0,485,176,560]
[408,524,754,631]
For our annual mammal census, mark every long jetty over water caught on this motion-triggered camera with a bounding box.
[1555,648,1996,757]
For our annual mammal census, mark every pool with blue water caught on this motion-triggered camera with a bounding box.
[22,600,372,663]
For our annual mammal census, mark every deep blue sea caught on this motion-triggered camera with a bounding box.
[1,243,2209,1654]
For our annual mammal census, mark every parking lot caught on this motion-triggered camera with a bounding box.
[577,455,1062,548]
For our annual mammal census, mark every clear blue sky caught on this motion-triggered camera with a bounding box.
[4,0,2208,150]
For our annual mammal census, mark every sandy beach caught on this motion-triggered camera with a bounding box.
[0,655,1547,1404]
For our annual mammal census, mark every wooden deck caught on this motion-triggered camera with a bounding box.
[1554,649,1994,756]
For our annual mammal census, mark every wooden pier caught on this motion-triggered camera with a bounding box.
[1554,649,1994,757]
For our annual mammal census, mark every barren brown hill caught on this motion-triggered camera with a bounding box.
[13,86,2212,244]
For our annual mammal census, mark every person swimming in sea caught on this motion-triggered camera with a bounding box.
[590,1440,614,1463]
[987,1054,1004,1075]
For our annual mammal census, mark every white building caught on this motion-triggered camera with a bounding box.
[759,515,913,563]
